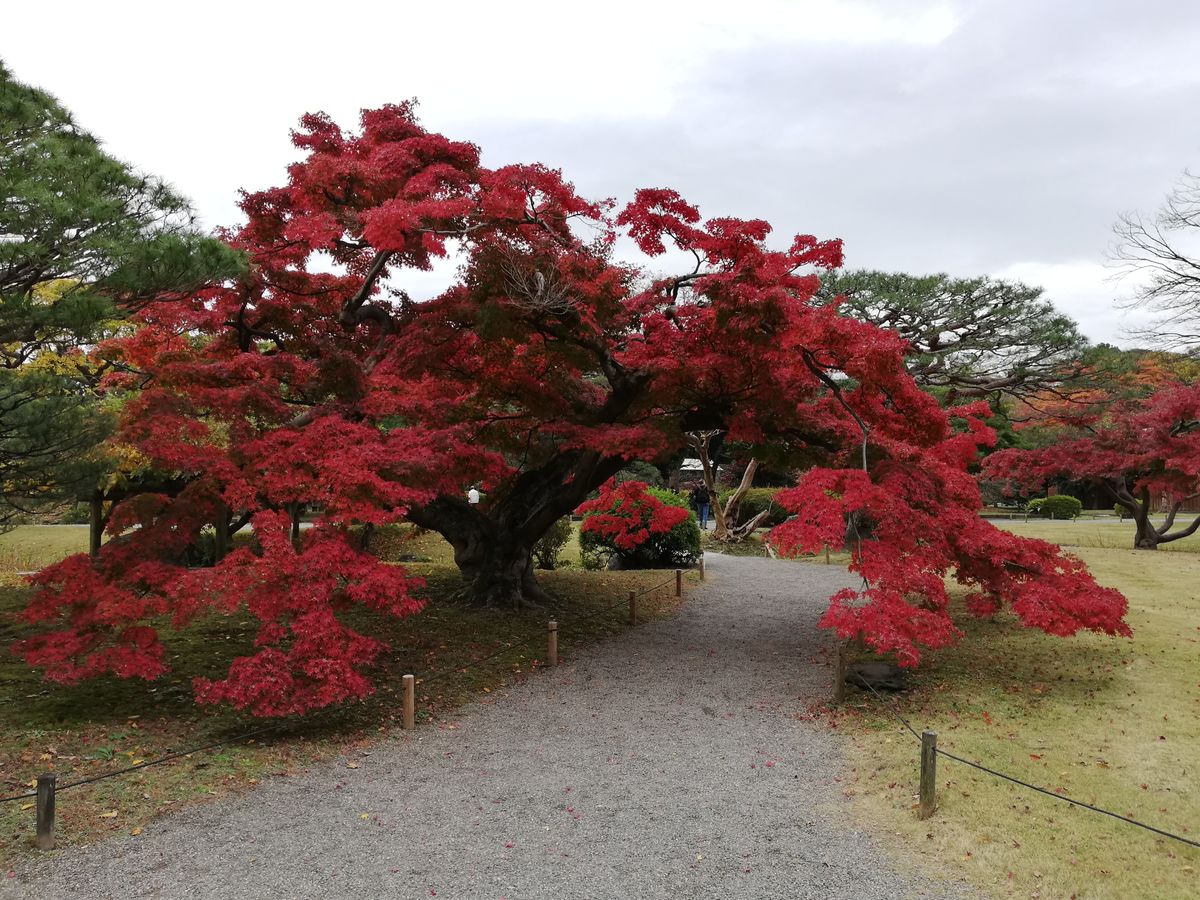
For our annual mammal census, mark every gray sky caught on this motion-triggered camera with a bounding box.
[5,0,1198,344]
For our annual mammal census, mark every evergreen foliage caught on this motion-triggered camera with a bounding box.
[0,61,244,524]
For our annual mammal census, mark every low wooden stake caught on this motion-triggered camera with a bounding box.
[628,591,637,626]
[547,620,558,667]
[675,569,682,597]
[402,674,415,730]
[919,730,938,820]
[698,555,705,581]
[35,773,55,850]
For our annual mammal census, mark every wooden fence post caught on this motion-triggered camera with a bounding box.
[547,620,558,667]
[675,569,682,597]
[402,674,415,730]
[35,773,55,850]
[919,730,938,819]
[628,591,637,626]
[698,555,705,581]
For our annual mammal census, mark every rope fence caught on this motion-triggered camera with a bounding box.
[851,673,1200,850]
[0,567,694,850]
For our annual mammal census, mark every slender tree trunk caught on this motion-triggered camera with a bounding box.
[88,492,103,558]
[214,503,230,561]
[290,503,302,544]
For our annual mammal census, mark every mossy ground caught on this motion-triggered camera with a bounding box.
[0,525,688,865]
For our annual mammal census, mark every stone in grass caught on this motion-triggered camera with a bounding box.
[846,661,909,692]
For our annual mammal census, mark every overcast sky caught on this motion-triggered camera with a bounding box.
[5,0,1198,345]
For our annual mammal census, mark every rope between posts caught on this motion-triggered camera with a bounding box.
[0,572,690,804]
[0,720,284,804]
[851,672,1200,850]
[420,574,681,687]
[855,674,922,742]
[635,576,678,598]
[417,630,546,689]
[934,748,1200,849]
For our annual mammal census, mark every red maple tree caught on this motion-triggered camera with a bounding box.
[769,403,1130,664]
[15,104,1132,713]
[985,382,1200,550]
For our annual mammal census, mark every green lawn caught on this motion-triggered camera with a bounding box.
[840,532,1200,898]
[994,517,1200,553]
[0,525,691,863]
[0,526,89,578]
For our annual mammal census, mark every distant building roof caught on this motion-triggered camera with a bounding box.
[679,458,720,472]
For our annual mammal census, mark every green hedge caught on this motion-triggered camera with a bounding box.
[580,486,701,569]
[1026,495,1082,519]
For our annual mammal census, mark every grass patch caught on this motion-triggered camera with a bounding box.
[700,530,771,558]
[994,519,1200,554]
[0,525,691,864]
[838,545,1200,898]
[0,527,89,580]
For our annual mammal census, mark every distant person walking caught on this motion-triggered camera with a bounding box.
[690,483,711,530]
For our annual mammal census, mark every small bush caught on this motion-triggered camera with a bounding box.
[613,460,665,488]
[533,517,572,570]
[716,486,789,528]
[1026,495,1082,519]
[54,502,93,525]
[578,482,700,568]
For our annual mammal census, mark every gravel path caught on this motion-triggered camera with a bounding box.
[5,554,955,900]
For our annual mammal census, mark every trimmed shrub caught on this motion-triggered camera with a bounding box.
[716,486,789,528]
[578,481,700,569]
[1027,495,1082,519]
[533,516,573,570]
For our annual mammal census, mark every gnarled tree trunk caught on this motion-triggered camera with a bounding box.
[406,449,625,608]
[685,431,769,542]
[1109,479,1200,550]
[434,513,550,609]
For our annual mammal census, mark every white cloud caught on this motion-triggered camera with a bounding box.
[2,0,1196,349]
[994,260,1156,346]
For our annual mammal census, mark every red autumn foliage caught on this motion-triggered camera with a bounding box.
[768,403,1130,665]
[13,102,1132,714]
[985,381,1200,550]
[575,480,690,552]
